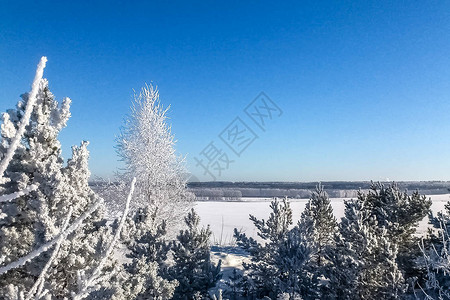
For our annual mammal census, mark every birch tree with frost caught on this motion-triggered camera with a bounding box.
[116,85,193,234]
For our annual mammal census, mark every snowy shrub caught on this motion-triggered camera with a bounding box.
[234,198,314,300]
[116,85,194,235]
[169,208,222,299]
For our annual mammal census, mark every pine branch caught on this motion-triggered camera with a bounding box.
[0,57,47,182]
[0,199,101,275]
[72,178,136,300]
[0,184,39,203]
[25,207,74,300]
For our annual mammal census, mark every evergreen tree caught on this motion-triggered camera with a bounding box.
[170,208,222,299]
[419,202,450,299]
[298,184,337,297]
[225,268,243,300]
[358,182,431,279]
[47,142,111,298]
[234,199,314,300]
[328,198,406,299]
[0,63,108,298]
[114,207,178,299]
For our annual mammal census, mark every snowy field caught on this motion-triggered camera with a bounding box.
[196,194,450,244]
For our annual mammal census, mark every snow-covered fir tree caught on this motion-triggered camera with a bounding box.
[116,85,193,235]
[113,207,178,300]
[328,198,406,299]
[419,201,450,299]
[299,184,337,266]
[0,58,115,299]
[234,199,314,300]
[358,182,431,280]
[225,268,243,300]
[169,208,221,299]
[298,184,337,297]
[46,141,113,299]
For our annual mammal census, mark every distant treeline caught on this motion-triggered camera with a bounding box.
[187,181,450,200]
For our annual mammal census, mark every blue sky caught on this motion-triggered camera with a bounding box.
[1,1,450,181]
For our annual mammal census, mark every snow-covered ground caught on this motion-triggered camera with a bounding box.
[196,194,450,244]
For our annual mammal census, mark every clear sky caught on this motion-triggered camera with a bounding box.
[1,1,449,182]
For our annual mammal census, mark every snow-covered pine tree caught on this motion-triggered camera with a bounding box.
[116,85,193,235]
[170,208,221,299]
[225,268,243,300]
[358,182,431,279]
[418,201,450,299]
[113,206,178,300]
[46,141,112,298]
[298,184,337,297]
[328,198,406,299]
[0,59,109,299]
[115,258,178,300]
[71,178,137,300]
[234,198,314,300]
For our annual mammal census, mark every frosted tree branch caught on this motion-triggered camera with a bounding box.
[72,178,136,300]
[25,207,74,300]
[0,57,47,182]
[0,199,101,275]
[0,184,39,203]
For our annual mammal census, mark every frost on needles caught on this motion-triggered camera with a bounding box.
[0,57,130,300]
